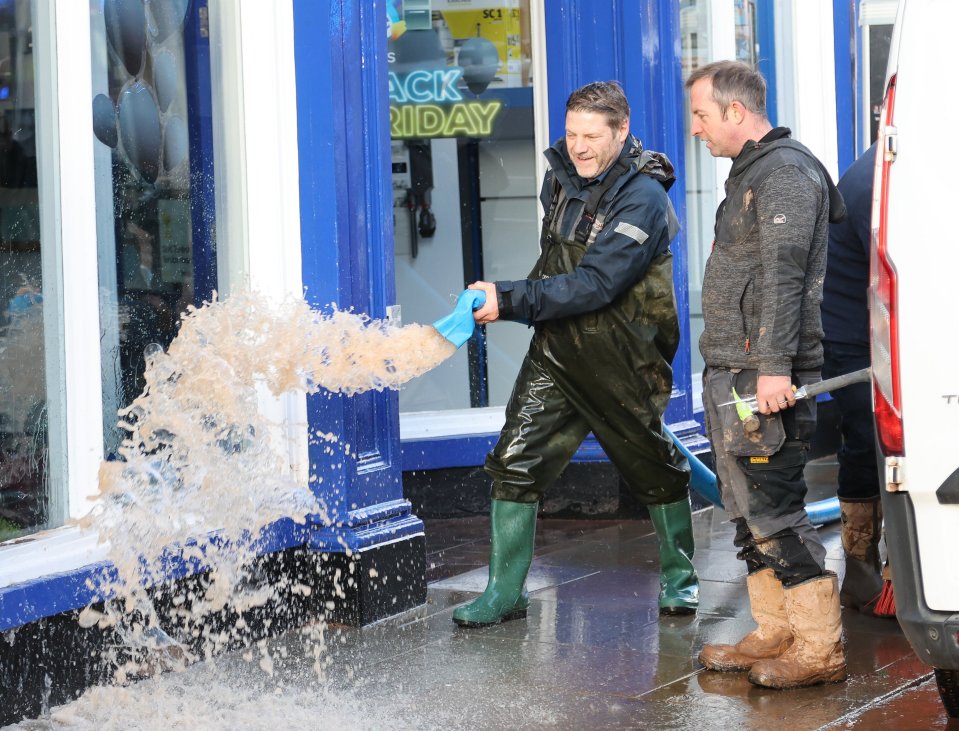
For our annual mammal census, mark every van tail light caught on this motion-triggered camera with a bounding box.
[869,73,904,457]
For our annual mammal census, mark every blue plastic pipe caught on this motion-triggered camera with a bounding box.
[805,495,841,525]
[664,425,840,525]
[664,424,723,508]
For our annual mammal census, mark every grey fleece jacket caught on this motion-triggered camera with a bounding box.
[699,128,845,376]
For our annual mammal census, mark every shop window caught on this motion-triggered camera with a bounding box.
[388,0,538,415]
[734,0,758,67]
[680,0,715,380]
[89,0,216,457]
[858,1,896,151]
[0,1,49,541]
[680,0,759,380]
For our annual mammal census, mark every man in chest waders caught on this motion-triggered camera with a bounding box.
[453,81,698,628]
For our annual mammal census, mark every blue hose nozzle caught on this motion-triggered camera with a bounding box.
[432,289,487,348]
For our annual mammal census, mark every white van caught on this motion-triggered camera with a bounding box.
[871,0,959,717]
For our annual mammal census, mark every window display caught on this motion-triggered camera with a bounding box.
[89,0,216,456]
[388,0,539,415]
[0,1,49,540]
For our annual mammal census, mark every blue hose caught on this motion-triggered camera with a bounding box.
[664,425,840,525]
[805,496,841,525]
[432,290,486,348]
[664,425,723,508]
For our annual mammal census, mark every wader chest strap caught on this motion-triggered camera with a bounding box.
[573,159,630,245]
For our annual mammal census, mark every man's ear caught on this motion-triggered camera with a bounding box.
[617,118,630,142]
[728,101,747,124]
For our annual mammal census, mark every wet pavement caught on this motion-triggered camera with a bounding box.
[337,456,953,729]
[19,457,959,729]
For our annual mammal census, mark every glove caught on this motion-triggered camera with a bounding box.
[431,289,487,348]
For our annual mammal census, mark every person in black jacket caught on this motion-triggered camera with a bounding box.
[688,61,847,690]
[453,81,698,628]
[821,143,893,618]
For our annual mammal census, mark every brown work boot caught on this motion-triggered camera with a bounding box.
[748,574,847,689]
[699,569,792,672]
[839,497,885,615]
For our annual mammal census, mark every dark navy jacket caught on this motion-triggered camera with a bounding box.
[494,134,677,323]
[821,143,876,348]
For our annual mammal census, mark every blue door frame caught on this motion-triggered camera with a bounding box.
[756,0,778,128]
[293,0,423,551]
[833,0,857,174]
[184,0,217,305]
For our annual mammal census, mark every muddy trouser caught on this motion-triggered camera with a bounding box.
[486,337,690,507]
[822,340,879,501]
[702,367,826,586]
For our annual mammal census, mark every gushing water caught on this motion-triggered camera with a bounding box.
[81,290,453,602]
[16,290,457,725]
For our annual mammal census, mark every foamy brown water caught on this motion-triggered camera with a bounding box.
[8,623,568,730]
[55,290,455,692]
[10,662,404,731]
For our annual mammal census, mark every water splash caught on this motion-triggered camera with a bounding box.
[71,289,456,681]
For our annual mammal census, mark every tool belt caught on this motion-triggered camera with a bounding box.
[719,369,818,457]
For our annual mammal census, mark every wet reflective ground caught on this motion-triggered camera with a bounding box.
[238,457,951,729]
[21,458,957,729]
[412,514,936,730]
[350,456,950,729]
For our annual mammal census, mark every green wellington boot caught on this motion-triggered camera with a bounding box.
[648,497,699,616]
[452,500,538,628]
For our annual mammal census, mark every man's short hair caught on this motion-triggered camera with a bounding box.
[685,60,767,119]
[566,81,630,130]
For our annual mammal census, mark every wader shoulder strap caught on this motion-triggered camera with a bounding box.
[544,172,561,223]
[573,158,630,245]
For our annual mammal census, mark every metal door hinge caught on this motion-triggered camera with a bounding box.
[199,6,209,38]
[386,305,402,327]
[885,456,905,492]
[883,125,898,162]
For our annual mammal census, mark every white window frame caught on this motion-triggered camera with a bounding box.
[34,1,103,523]
[774,0,839,180]
[1,0,307,587]
[708,0,736,206]
[0,0,108,588]
[209,0,308,485]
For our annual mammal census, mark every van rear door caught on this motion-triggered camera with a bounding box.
[871,0,959,712]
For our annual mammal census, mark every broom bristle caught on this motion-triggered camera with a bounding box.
[874,579,897,617]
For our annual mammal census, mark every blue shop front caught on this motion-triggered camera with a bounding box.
[0,0,881,724]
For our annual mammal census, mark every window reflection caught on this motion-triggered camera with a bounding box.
[390,1,537,413]
[90,0,214,456]
[680,0,715,378]
[0,0,47,541]
[681,0,759,377]
[735,0,758,67]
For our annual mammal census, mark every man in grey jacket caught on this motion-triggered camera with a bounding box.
[687,61,847,690]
